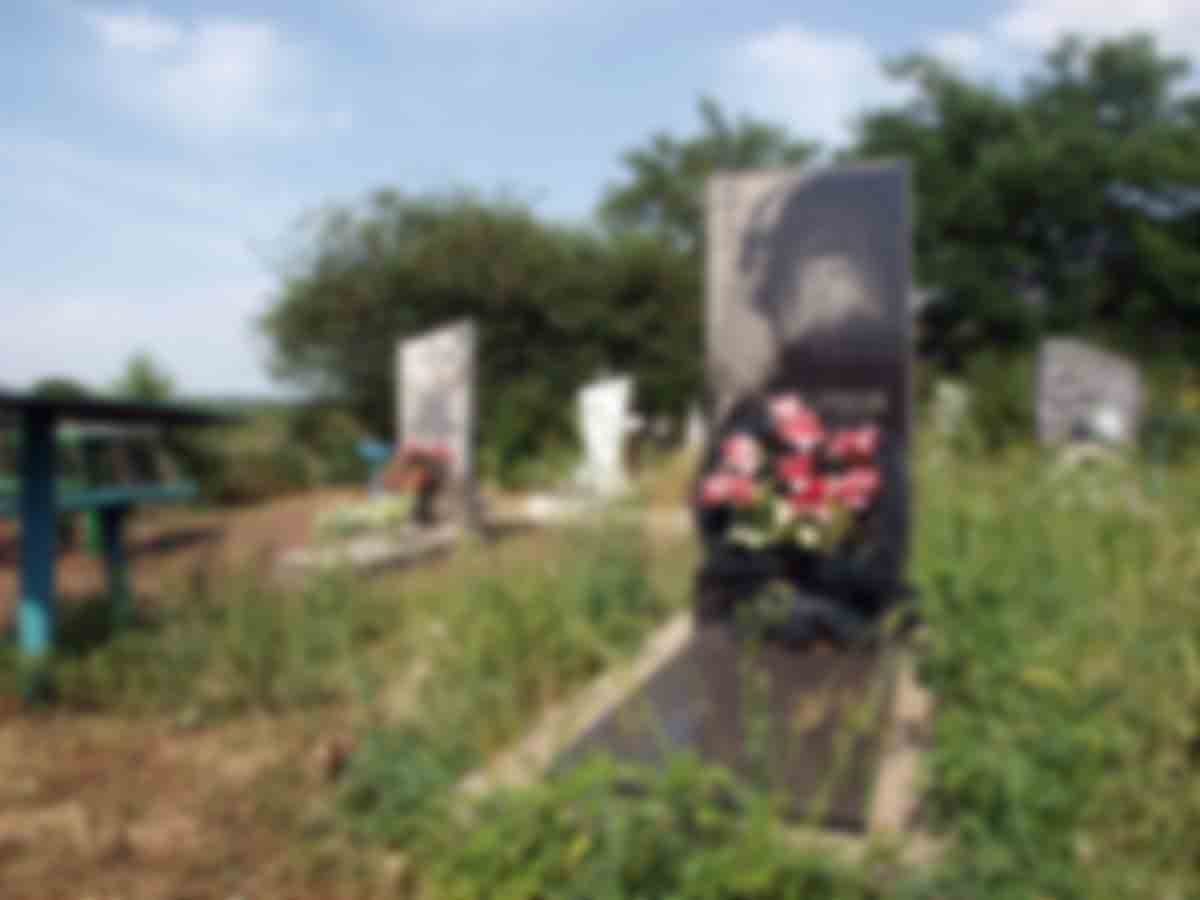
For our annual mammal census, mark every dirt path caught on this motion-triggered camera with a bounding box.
[0,488,361,628]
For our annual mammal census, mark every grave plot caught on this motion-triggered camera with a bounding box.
[524,162,934,840]
[279,320,481,578]
[522,374,640,524]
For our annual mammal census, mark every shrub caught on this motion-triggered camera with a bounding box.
[425,755,897,900]
[961,350,1035,451]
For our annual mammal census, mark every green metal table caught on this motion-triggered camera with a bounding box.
[0,391,234,699]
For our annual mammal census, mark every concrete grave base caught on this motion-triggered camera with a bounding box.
[276,522,461,580]
[458,612,936,858]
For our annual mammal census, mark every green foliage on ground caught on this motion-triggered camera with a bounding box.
[6,431,1200,896]
[173,403,369,504]
[338,521,677,846]
[424,755,901,900]
[332,434,1200,899]
[911,432,1200,898]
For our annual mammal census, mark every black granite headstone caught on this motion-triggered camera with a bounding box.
[560,162,913,831]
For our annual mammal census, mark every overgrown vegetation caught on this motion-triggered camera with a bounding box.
[907,427,1200,898]
[338,521,678,847]
[4,428,1200,896]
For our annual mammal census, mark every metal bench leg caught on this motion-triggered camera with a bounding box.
[19,409,57,700]
[100,505,132,631]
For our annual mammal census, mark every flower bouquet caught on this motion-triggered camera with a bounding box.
[381,441,454,525]
[694,392,891,642]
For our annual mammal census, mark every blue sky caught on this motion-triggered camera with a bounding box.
[3,0,1197,396]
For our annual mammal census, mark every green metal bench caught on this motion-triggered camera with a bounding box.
[0,391,234,700]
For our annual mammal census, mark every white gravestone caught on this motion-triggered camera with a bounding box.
[396,320,477,518]
[575,377,633,497]
[685,405,707,449]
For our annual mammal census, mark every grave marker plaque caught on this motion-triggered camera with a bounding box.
[396,320,478,524]
[561,162,913,831]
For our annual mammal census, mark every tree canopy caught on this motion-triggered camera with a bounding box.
[599,96,816,253]
[112,352,175,402]
[854,33,1200,365]
[261,190,698,480]
[261,35,1200,476]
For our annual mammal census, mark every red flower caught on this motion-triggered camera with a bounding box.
[830,466,881,511]
[720,433,762,475]
[828,426,880,460]
[768,393,805,426]
[776,452,814,490]
[776,407,824,452]
[788,476,832,520]
[700,473,756,508]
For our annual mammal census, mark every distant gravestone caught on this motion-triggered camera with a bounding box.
[685,405,706,449]
[574,376,633,497]
[932,380,971,437]
[396,320,479,525]
[1037,339,1143,446]
[563,162,914,830]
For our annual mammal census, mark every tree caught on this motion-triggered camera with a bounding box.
[261,191,699,482]
[599,97,817,253]
[30,377,93,402]
[853,33,1200,366]
[112,352,174,402]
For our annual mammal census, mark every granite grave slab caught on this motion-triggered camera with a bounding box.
[561,162,915,831]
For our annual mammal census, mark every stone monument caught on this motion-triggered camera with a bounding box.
[560,162,914,830]
[574,376,633,497]
[1037,338,1143,446]
[396,319,479,526]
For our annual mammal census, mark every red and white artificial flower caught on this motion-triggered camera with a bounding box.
[828,426,881,460]
[776,406,824,452]
[788,476,833,521]
[720,433,763,476]
[700,472,757,508]
[776,452,814,491]
[768,393,805,426]
[830,466,881,511]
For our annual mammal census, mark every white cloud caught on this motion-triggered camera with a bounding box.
[723,26,916,148]
[82,7,181,52]
[79,7,320,139]
[928,31,986,68]
[995,0,1199,53]
[358,0,574,30]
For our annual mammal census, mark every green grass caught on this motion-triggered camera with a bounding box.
[912,437,1200,898]
[373,433,1200,899]
[6,432,1200,897]
[337,519,683,849]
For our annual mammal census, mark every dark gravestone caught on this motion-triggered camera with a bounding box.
[560,162,913,831]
